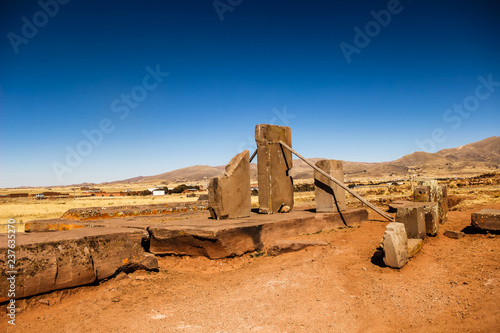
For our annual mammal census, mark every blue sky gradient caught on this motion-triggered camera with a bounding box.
[1,0,499,187]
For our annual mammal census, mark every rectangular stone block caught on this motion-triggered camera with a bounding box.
[396,205,426,239]
[471,209,500,231]
[414,185,431,202]
[419,180,448,224]
[383,222,409,269]
[407,238,423,258]
[399,201,439,236]
[255,124,294,214]
[314,160,346,213]
[0,228,157,301]
[208,150,251,220]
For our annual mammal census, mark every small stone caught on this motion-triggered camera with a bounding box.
[279,205,291,213]
[38,299,50,306]
[407,238,423,258]
[115,272,129,281]
[135,276,146,281]
[111,297,120,302]
[444,230,465,239]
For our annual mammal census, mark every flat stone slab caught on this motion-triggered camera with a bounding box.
[408,238,423,258]
[444,230,465,239]
[388,200,410,213]
[25,211,210,232]
[0,228,158,301]
[61,202,207,220]
[471,209,500,231]
[149,208,368,259]
[267,240,328,256]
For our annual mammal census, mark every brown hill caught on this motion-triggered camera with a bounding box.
[117,136,500,184]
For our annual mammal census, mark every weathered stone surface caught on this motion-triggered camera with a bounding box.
[388,200,410,213]
[418,180,448,224]
[208,150,251,220]
[396,205,426,239]
[390,201,438,235]
[407,238,423,258]
[61,202,207,220]
[267,240,328,256]
[383,222,409,269]
[471,209,500,231]
[0,228,158,301]
[444,230,465,239]
[414,185,431,202]
[314,160,346,213]
[149,208,368,259]
[255,124,294,214]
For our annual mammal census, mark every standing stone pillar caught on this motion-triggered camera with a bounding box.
[208,150,251,220]
[255,124,294,214]
[314,160,346,213]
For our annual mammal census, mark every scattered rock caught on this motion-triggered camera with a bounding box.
[471,209,500,231]
[444,230,465,239]
[267,240,328,256]
[38,299,50,306]
[115,272,129,281]
[279,205,291,213]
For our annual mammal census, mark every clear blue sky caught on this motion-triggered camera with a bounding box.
[1,0,499,188]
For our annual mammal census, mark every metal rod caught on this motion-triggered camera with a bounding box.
[278,141,394,222]
[249,149,257,163]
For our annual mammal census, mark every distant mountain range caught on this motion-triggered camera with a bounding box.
[113,136,500,184]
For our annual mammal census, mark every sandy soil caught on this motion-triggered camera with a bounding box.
[2,203,499,333]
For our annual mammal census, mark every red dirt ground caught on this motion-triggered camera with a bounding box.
[2,203,499,332]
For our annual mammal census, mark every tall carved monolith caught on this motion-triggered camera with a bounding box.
[314,160,346,213]
[208,150,251,220]
[255,124,293,214]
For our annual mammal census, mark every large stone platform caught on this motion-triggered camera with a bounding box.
[148,208,368,259]
[2,207,368,300]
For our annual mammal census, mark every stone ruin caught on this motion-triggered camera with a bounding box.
[208,124,348,218]
[2,123,371,302]
[208,150,251,220]
[383,179,449,269]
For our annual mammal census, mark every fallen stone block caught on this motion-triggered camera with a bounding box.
[208,150,251,220]
[444,230,465,239]
[383,222,409,269]
[0,228,157,301]
[255,124,294,214]
[396,205,426,239]
[471,209,500,231]
[314,160,346,213]
[267,240,328,256]
[407,238,423,258]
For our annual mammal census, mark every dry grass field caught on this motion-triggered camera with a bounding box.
[2,175,499,225]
